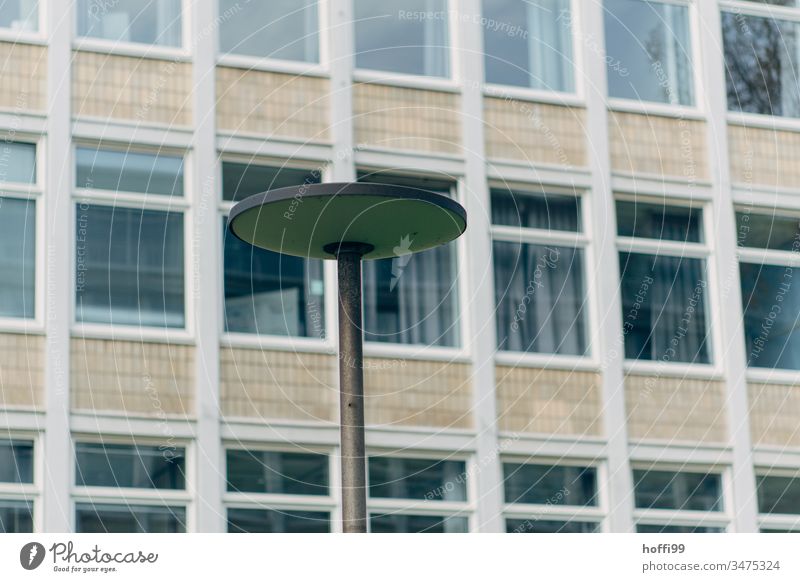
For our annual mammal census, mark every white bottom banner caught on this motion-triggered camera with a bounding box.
[0,534,797,581]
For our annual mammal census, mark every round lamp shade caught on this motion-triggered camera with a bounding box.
[227,182,467,260]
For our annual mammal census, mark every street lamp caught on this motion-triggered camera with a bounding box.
[227,182,467,533]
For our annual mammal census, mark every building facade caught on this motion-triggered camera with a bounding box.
[0,0,799,533]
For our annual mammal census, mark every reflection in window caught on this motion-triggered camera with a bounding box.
[757,475,800,515]
[0,439,33,483]
[226,450,329,496]
[0,198,35,319]
[354,0,450,77]
[482,0,573,92]
[369,457,466,501]
[737,212,800,252]
[0,0,38,32]
[75,205,185,328]
[633,470,723,512]
[227,508,330,533]
[370,513,468,533]
[503,463,598,506]
[218,0,319,63]
[636,524,724,533]
[507,519,597,533]
[222,162,320,203]
[76,0,182,47]
[76,147,184,197]
[75,504,185,533]
[723,11,800,117]
[604,0,694,105]
[617,201,702,243]
[0,142,36,184]
[0,500,33,533]
[75,443,185,490]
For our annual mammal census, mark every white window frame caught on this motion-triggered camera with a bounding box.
[70,141,193,343]
[352,0,460,92]
[216,0,330,78]
[616,194,721,377]
[0,132,45,333]
[500,456,606,532]
[217,153,336,355]
[0,432,40,533]
[482,0,585,105]
[72,0,190,61]
[755,468,800,532]
[490,182,597,370]
[222,443,336,533]
[70,435,194,533]
[605,0,705,119]
[366,450,473,533]
[631,462,732,532]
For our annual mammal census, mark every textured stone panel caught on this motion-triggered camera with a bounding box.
[0,334,44,409]
[0,42,46,111]
[749,382,800,448]
[728,124,800,189]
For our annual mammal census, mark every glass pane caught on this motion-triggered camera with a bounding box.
[75,443,185,489]
[633,469,723,512]
[617,201,702,243]
[218,0,319,62]
[75,504,185,533]
[507,519,597,533]
[0,198,35,319]
[370,514,468,533]
[483,0,574,91]
[76,0,182,47]
[76,147,184,197]
[637,524,725,533]
[369,457,466,501]
[75,205,185,328]
[226,450,329,495]
[0,439,33,483]
[604,0,694,105]
[619,253,710,363]
[740,263,800,370]
[0,0,37,32]
[354,0,450,77]
[222,162,321,203]
[757,475,800,515]
[736,212,800,251]
[357,170,453,196]
[491,189,581,231]
[0,500,33,532]
[503,463,597,506]
[0,142,36,184]
[723,12,800,117]
[227,509,330,532]
[494,242,587,355]
[223,220,325,337]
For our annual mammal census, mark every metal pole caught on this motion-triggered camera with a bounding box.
[334,243,371,533]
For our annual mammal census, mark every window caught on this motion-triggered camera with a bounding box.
[354,0,450,78]
[604,0,694,106]
[0,439,35,533]
[218,0,319,63]
[617,200,711,364]
[74,146,186,329]
[75,504,185,533]
[492,188,588,356]
[482,0,574,92]
[756,473,800,532]
[224,449,331,533]
[0,142,36,185]
[222,161,324,338]
[722,2,800,117]
[503,462,601,533]
[633,468,727,532]
[357,172,460,347]
[0,0,38,32]
[76,0,182,47]
[737,211,800,370]
[73,442,188,533]
[368,456,469,532]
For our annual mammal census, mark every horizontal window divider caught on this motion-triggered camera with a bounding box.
[607,98,705,121]
[216,133,333,157]
[501,504,604,520]
[0,186,42,198]
[0,486,38,497]
[223,442,334,455]
[733,188,800,211]
[720,0,800,22]
[758,516,800,528]
[633,512,730,528]
[216,54,329,78]
[72,489,191,503]
[353,70,460,93]
[72,38,191,62]
[0,30,46,46]
[221,333,333,355]
[491,226,587,246]
[73,190,189,210]
[494,351,598,372]
[727,110,800,133]
[622,360,722,380]
[72,120,194,148]
[616,237,710,258]
[71,413,197,440]
[755,467,800,479]
[363,342,469,363]
[611,175,713,200]
[0,319,45,335]
[366,499,472,514]
[71,324,194,346]
[483,84,584,108]
[222,493,336,508]
[738,248,800,268]
[745,367,800,385]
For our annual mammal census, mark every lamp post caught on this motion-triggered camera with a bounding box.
[227,182,467,532]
